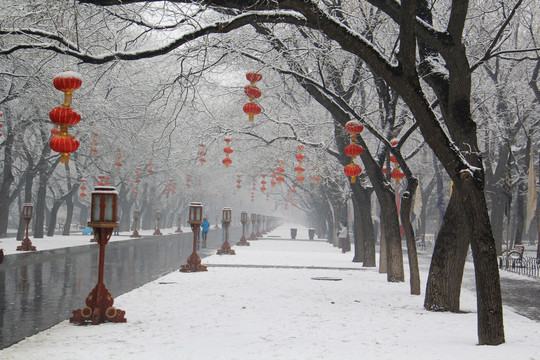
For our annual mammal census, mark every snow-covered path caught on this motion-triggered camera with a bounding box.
[1,224,539,359]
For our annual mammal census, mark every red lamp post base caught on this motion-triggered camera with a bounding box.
[175,227,183,233]
[180,251,208,272]
[130,229,142,238]
[237,236,250,246]
[153,228,163,236]
[70,283,126,325]
[16,237,36,251]
[217,240,236,255]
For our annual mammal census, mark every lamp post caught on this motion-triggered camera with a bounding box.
[217,207,235,255]
[261,215,267,235]
[175,213,183,233]
[237,211,250,246]
[17,203,36,251]
[248,213,258,240]
[70,186,126,324]
[130,210,142,238]
[153,211,163,236]
[256,214,263,237]
[180,202,207,272]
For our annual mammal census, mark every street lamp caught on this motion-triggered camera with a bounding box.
[17,203,36,251]
[180,202,207,272]
[153,210,163,236]
[70,186,126,324]
[130,210,142,238]
[175,213,183,233]
[217,207,235,255]
[248,213,258,240]
[237,211,250,246]
[256,214,263,237]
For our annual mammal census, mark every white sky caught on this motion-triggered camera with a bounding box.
[1,225,539,359]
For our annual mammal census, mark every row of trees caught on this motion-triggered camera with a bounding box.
[1,0,539,345]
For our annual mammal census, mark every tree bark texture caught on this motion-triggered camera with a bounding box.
[400,178,421,295]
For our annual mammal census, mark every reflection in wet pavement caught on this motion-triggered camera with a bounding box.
[0,227,241,349]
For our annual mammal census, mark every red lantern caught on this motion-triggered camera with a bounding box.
[276,176,285,184]
[296,153,305,163]
[246,73,263,83]
[271,179,277,187]
[297,176,305,183]
[222,157,232,167]
[390,138,399,147]
[344,163,362,183]
[199,157,206,165]
[49,107,81,127]
[344,144,363,158]
[244,85,262,99]
[223,138,233,167]
[53,70,82,106]
[390,155,398,163]
[260,186,266,192]
[80,193,87,198]
[243,102,262,122]
[49,135,80,164]
[344,120,364,135]
[391,169,405,183]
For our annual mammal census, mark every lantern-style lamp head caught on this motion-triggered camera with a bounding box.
[257,214,262,222]
[222,207,232,223]
[22,203,34,220]
[251,213,257,223]
[241,211,248,223]
[133,210,140,219]
[88,186,119,228]
[188,202,203,225]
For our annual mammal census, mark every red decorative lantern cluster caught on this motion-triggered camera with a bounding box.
[236,173,242,191]
[164,178,176,195]
[198,144,206,165]
[186,173,192,188]
[343,120,364,183]
[260,173,267,192]
[270,173,277,187]
[80,178,87,199]
[276,159,285,184]
[222,138,233,167]
[115,149,123,169]
[295,145,306,183]
[147,160,154,174]
[243,72,262,122]
[97,175,106,186]
[90,132,98,155]
[49,71,82,164]
[131,168,142,195]
[251,191,255,202]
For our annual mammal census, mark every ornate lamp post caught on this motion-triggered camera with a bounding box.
[130,210,142,238]
[153,211,163,236]
[70,186,126,324]
[180,202,207,272]
[248,213,258,240]
[175,213,183,233]
[261,215,267,235]
[217,207,235,255]
[17,204,36,251]
[237,211,250,246]
[256,214,263,237]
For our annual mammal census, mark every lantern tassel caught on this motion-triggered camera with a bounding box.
[249,114,254,122]
[61,153,70,164]
[351,176,356,184]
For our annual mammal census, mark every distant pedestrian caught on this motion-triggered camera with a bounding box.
[338,223,349,253]
[201,218,210,248]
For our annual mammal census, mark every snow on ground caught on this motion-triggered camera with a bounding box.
[1,224,539,360]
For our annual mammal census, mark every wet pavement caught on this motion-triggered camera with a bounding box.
[0,227,241,349]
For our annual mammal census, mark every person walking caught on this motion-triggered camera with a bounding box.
[338,222,349,253]
[201,218,210,248]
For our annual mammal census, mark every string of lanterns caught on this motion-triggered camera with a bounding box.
[80,178,87,199]
[49,71,82,164]
[343,120,364,183]
[243,72,262,122]
[294,145,306,183]
[222,138,233,167]
[198,144,206,165]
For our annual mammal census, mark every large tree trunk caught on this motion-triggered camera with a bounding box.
[0,131,15,237]
[63,194,74,236]
[400,177,421,295]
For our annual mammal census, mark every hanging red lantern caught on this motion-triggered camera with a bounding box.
[382,167,387,175]
[390,138,399,147]
[222,138,233,167]
[244,72,263,122]
[50,135,80,163]
[344,163,362,183]
[243,102,262,122]
[271,179,277,187]
[391,169,405,184]
[244,85,262,100]
[246,73,263,83]
[344,144,363,158]
[260,186,266,192]
[50,71,82,164]
[297,176,305,183]
[276,176,285,184]
[344,120,364,136]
